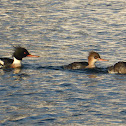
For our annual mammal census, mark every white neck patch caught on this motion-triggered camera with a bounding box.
[13,57,22,67]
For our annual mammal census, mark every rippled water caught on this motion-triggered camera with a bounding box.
[0,0,126,125]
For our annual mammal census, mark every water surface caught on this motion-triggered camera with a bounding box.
[0,0,126,125]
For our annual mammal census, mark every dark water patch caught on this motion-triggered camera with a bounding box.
[55,90,64,93]
[63,67,108,75]
[42,118,56,122]
[30,114,57,123]
[107,92,120,96]
[84,68,108,74]
[65,97,89,103]
[120,110,126,115]
[72,113,84,117]
[60,83,71,87]
[0,68,13,72]
[36,65,64,71]
[35,118,56,125]
[37,65,108,75]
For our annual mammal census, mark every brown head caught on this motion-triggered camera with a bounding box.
[87,51,108,68]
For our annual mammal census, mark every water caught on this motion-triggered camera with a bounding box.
[0,0,126,125]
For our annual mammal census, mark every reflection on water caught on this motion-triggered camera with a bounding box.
[0,0,126,125]
[87,74,97,78]
[13,68,21,74]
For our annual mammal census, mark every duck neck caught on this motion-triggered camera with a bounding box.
[12,57,22,68]
[86,58,96,68]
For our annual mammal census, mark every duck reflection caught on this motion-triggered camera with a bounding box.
[13,67,21,74]
[0,67,21,74]
[0,67,30,81]
[87,74,97,78]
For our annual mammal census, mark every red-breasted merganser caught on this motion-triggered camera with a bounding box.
[63,51,108,69]
[0,47,39,68]
[108,62,126,74]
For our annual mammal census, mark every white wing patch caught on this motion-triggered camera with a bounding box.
[0,60,4,68]
[0,60,4,65]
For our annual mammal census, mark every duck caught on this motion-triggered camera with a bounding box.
[108,62,126,74]
[0,46,39,68]
[63,51,108,69]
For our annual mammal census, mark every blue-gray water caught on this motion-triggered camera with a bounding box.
[0,0,126,125]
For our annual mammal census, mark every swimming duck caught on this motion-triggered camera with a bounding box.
[63,51,108,69]
[0,46,39,68]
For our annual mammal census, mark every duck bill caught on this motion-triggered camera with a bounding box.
[98,58,108,61]
[27,54,39,57]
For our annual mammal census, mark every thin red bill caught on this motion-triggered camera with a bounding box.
[98,58,108,61]
[27,54,40,57]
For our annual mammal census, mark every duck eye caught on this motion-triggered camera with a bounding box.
[94,56,98,59]
[24,52,26,54]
